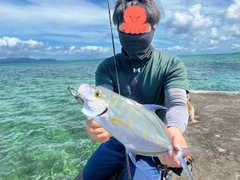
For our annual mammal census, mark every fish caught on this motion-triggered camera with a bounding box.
[68,84,201,180]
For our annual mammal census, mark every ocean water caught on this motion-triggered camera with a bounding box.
[181,53,240,91]
[0,53,239,180]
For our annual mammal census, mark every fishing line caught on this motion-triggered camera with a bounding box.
[107,1,132,179]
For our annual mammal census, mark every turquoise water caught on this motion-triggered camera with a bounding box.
[0,61,99,180]
[181,53,240,91]
[0,54,239,179]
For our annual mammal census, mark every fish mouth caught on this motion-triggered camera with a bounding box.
[97,108,108,116]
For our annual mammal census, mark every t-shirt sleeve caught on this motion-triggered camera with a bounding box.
[164,57,189,92]
[95,57,115,86]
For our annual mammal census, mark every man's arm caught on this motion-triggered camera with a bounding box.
[164,88,188,133]
[159,88,189,167]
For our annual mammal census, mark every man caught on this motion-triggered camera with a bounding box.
[81,0,189,179]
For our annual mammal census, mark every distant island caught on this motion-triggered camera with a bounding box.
[0,57,57,64]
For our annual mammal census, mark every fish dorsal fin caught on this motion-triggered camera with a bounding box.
[142,104,167,112]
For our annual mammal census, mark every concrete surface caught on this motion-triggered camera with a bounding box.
[173,91,240,180]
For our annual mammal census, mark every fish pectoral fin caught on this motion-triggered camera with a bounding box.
[142,104,167,112]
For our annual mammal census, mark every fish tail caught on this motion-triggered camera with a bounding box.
[177,154,193,180]
[181,147,202,156]
[175,147,202,180]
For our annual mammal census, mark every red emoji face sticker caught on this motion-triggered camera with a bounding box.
[122,6,149,34]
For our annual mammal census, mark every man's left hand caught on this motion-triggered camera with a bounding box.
[158,126,189,168]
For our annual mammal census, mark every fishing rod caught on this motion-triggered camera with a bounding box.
[107,0,132,180]
[107,0,121,95]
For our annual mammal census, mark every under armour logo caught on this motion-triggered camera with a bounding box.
[133,68,141,73]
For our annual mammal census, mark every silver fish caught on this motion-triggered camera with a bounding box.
[68,84,200,180]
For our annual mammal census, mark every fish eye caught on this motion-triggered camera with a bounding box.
[94,90,102,98]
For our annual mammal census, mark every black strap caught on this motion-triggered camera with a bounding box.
[118,57,146,104]
[152,156,195,176]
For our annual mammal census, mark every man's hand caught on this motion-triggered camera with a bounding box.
[158,126,189,167]
[85,117,112,143]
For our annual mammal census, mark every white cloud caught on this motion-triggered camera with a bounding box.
[231,44,240,50]
[189,4,212,30]
[219,36,228,41]
[0,37,43,47]
[80,46,109,53]
[219,0,240,43]
[70,46,111,56]
[167,45,188,52]
[225,0,240,21]
[0,37,111,59]
[161,1,240,54]
[204,46,218,51]
[166,12,193,33]
[70,46,75,51]
[165,4,212,35]
[210,28,219,38]
[209,40,219,46]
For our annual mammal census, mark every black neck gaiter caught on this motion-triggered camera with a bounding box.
[118,29,154,63]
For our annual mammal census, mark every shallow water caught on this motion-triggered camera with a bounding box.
[0,61,99,179]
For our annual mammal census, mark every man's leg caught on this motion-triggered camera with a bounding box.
[124,155,162,180]
[82,138,126,180]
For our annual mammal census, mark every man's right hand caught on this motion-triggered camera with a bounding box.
[85,117,112,143]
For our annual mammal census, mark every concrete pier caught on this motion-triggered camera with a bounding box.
[173,91,240,180]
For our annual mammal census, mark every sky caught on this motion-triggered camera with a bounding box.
[0,0,240,60]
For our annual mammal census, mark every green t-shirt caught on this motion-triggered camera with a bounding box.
[95,49,188,120]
